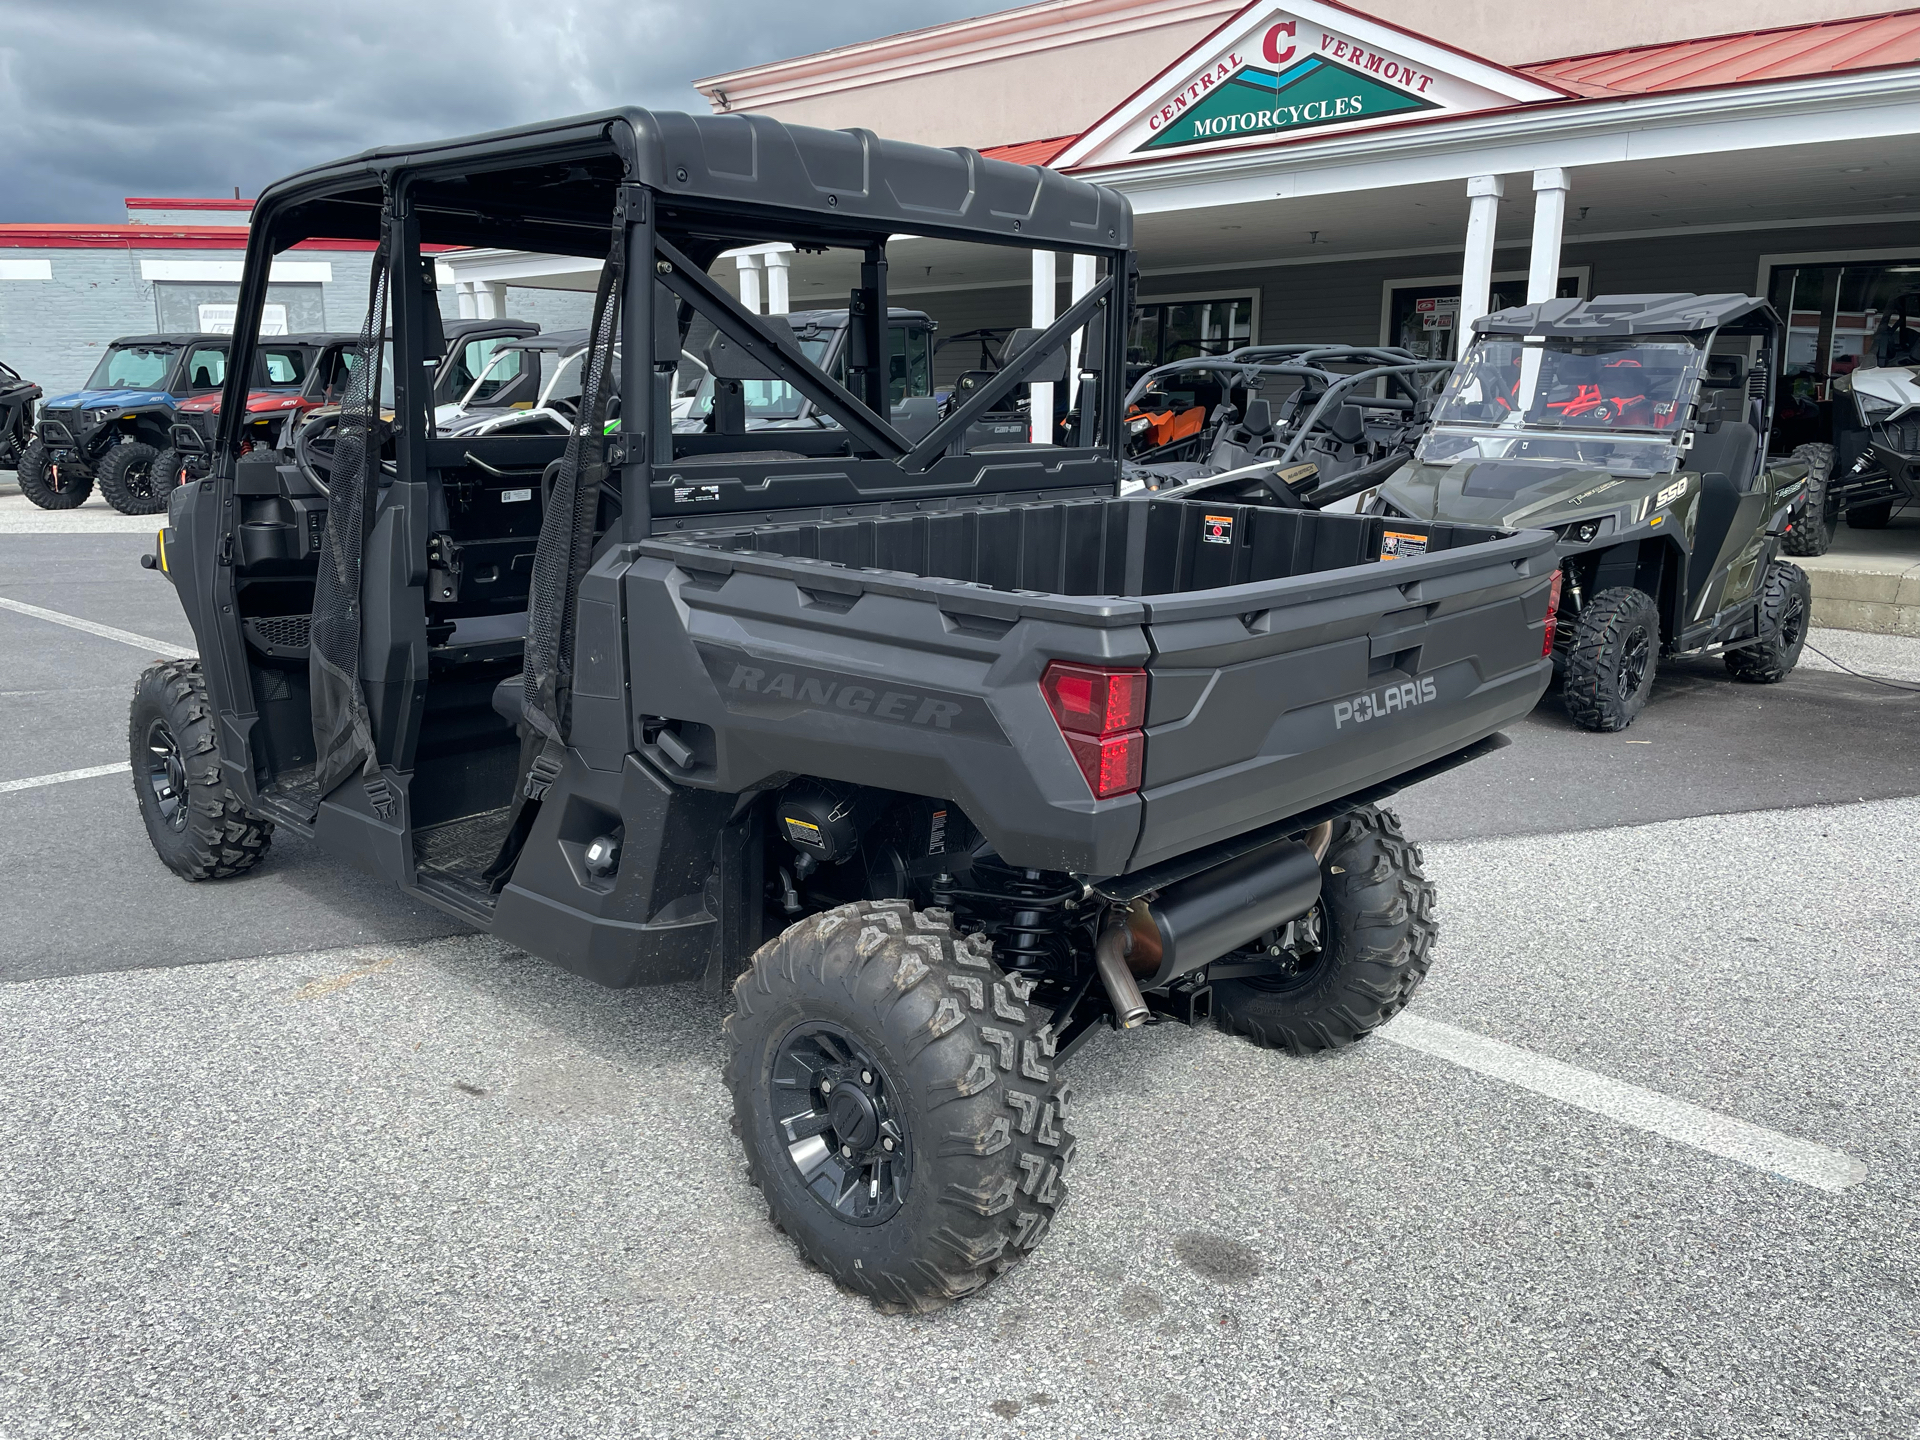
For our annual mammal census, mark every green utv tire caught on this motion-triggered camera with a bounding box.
[725,899,1074,1313]
[95,440,167,516]
[15,438,92,510]
[1212,804,1437,1054]
[1725,561,1811,684]
[1779,442,1836,557]
[1562,586,1660,732]
[130,660,273,880]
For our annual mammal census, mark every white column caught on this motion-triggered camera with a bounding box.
[735,253,763,314]
[763,250,791,315]
[1067,253,1096,411]
[1030,249,1056,444]
[454,280,477,320]
[474,282,507,320]
[1528,168,1570,304]
[1458,174,1504,348]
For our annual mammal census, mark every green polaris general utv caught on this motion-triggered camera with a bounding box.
[1374,294,1817,731]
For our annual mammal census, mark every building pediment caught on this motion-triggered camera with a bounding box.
[1054,0,1567,170]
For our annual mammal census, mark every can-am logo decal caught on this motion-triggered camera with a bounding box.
[696,644,1009,744]
[1334,675,1438,729]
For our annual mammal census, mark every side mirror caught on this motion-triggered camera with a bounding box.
[1000,328,1068,384]
[169,423,207,452]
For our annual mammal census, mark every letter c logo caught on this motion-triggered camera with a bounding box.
[1263,21,1296,66]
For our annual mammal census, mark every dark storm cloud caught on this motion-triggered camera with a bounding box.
[0,0,1005,221]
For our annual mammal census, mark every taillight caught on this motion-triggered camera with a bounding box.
[1041,661,1147,799]
[1542,568,1564,656]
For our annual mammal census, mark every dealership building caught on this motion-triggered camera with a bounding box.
[692,0,1920,421]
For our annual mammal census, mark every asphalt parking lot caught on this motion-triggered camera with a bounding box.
[4,492,1920,1439]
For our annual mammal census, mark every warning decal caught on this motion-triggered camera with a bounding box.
[1379,529,1429,561]
[1202,513,1234,545]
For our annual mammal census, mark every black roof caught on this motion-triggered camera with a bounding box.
[269,331,359,347]
[108,333,230,348]
[443,317,538,342]
[1474,293,1774,337]
[254,109,1130,261]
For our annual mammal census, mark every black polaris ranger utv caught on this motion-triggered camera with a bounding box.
[1373,294,1818,731]
[132,110,1559,1311]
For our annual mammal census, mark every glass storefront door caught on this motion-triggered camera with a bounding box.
[1767,256,1920,449]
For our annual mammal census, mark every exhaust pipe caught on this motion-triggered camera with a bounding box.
[1128,838,1324,991]
[1094,917,1150,1030]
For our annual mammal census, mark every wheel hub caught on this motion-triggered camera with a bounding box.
[771,1020,910,1225]
[144,718,188,833]
[1618,625,1651,700]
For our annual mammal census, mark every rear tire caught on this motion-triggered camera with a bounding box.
[149,448,190,510]
[1213,805,1436,1054]
[15,438,93,509]
[1779,443,1835,556]
[1848,500,1893,530]
[1725,561,1811,684]
[129,660,273,880]
[95,440,165,515]
[725,900,1073,1313]
[1561,586,1660,732]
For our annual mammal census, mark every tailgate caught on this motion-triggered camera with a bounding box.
[1128,524,1558,870]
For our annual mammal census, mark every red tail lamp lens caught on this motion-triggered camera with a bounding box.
[1542,568,1564,657]
[1040,662,1147,736]
[1041,661,1148,798]
[1063,730,1144,798]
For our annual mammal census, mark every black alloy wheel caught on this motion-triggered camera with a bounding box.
[1234,905,1327,996]
[1616,623,1652,703]
[142,717,190,835]
[771,1020,911,1226]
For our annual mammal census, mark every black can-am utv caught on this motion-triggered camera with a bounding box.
[0,358,40,472]
[133,109,1560,1311]
[1371,294,1819,731]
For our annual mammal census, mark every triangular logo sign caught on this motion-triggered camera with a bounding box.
[1054,1,1567,171]
[1137,52,1438,151]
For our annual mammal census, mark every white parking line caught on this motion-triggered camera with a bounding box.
[0,762,131,795]
[1381,1012,1866,1193]
[0,596,194,659]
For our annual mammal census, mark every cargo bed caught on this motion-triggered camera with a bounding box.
[607,495,1558,876]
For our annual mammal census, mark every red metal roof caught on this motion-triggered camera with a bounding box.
[979,135,1077,166]
[1523,9,1920,96]
[0,225,454,252]
[124,196,254,211]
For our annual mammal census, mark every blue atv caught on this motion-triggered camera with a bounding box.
[20,334,234,513]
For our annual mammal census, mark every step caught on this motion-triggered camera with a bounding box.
[1798,510,1920,637]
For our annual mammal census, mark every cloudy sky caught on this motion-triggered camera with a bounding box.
[0,0,1011,222]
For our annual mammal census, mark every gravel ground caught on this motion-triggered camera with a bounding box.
[3,798,1915,1440]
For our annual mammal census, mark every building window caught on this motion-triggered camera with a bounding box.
[1384,273,1584,362]
[1129,295,1255,367]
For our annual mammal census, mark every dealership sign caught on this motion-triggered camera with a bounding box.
[1055,0,1565,169]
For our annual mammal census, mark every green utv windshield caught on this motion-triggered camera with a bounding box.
[1417,332,1708,476]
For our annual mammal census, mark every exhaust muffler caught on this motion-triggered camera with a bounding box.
[1125,837,1324,991]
